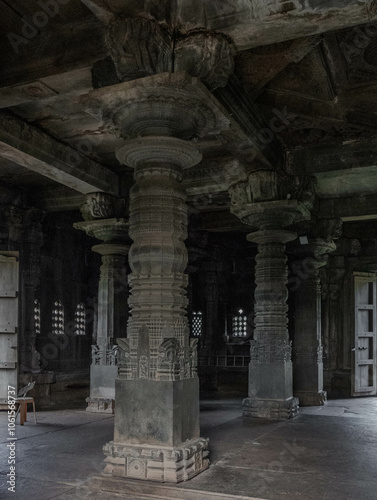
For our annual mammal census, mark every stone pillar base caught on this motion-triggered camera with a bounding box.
[103,437,209,483]
[86,397,115,414]
[294,390,327,407]
[243,397,299,420]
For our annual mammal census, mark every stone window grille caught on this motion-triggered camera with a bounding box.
[75,303,86,335]
[191,311,202,336]
[232,309,247,337]
[52,300,64,335]
[33,299,41,335]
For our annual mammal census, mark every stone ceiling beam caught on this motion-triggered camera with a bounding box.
[319,195,377,222]
[1,2,374,94]
[28,186,86,212]
[0,111,119,195]
[0,16,107,89]
[0,68,94,109]
[80,0,377,51]
[290,139,377,175]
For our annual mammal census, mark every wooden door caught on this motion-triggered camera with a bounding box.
[0,253,19,405]
[353,273,377,396]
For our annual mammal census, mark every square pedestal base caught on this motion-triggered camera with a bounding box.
[294,390,327,407]
[243,397,299,420]
[86,397,115,413]
[103,437,209,483]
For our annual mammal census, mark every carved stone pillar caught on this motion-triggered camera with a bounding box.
[229,170,314,419]
[74,193,130,413]
[83,72,229,482]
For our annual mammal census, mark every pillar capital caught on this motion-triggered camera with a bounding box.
[105,17,172,82]
[105,16,235,90]
[74,218,130,247]
[82,71,230,143]
[116,136,202,173]
[79,192,127,222]
[247,228,297,245]
[229,170,315,230]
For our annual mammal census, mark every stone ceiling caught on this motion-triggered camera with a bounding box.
[1,0,377,226]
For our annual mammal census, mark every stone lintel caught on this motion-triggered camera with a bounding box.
[79,0,377,52]
[319,195,377,222]
[243,397,299,420]
[0,111,119,195]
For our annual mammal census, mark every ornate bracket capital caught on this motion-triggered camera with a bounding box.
[105,17,172,82]
[175,31,235,90]
[228,170,316,229]
[105,17,235,90]
[80,193,127,221]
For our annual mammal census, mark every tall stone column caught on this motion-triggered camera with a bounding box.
[108,138,208,482]
[229,170,314,419]
[83,72,230,482]
[74,193,130,413]
[290,232,339,406]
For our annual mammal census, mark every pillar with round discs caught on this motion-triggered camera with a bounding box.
[82,71,231,482]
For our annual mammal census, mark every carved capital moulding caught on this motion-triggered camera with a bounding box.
[80,192,127,222]
[105,17,172,82]
[288,218,343,280]
[228,169,316,230]
[105,16,235,90]
[82,71,230,141]
[74,219,130,250]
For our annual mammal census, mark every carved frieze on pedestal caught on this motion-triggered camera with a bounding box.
[83,72,230,482]
[103,437,209,483]
[228,170,315,420]
[86,397,115,414]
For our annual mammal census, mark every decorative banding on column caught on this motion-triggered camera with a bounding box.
[83,71,232,482]
[228,171,315,420]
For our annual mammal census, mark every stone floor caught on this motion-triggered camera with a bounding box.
[1,397,377,500]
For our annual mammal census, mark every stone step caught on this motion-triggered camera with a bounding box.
[88,475,267,500]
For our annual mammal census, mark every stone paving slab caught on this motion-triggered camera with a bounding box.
[1,398,377,500]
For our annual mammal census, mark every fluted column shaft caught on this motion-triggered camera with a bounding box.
[123,163,192,381]
[242,229,298,419]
